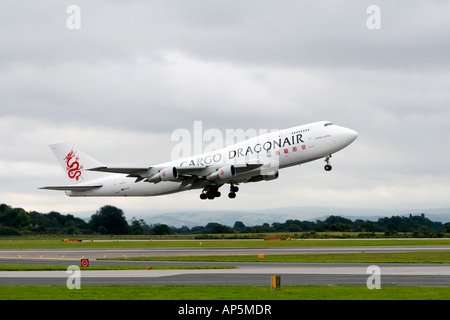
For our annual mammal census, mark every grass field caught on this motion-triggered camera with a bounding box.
[105,251,450,263]
[1,238,449,249]
[0,285,449,300]
[1,238,448,300]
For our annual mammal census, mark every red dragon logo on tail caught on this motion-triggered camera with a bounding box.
[64,150,83,181]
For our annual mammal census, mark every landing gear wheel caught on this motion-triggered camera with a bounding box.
[228,192,236,199]
[200,186,221,200]
[324,165,332,171]
[228,183,239,199]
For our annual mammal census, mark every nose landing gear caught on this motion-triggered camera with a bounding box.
[324,155,332,171]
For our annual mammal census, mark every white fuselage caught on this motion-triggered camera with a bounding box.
[65,121,358,197]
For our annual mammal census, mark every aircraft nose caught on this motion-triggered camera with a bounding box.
[340,127,358,145]
[347,129,358,141]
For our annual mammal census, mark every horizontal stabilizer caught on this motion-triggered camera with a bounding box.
[39,184,103,191]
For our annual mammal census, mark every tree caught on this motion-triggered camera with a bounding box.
[89,205,129,234]
[323,215,353,231]
[98,225,108,235]
[0,207,30,228]
[130,218,148,235]
[152,224,173,235]
[233,221,246,232]
[204,222,233,234]
[444,223,450,234]
[173,225,191,234]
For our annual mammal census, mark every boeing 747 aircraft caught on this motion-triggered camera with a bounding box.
[40,121,358,199]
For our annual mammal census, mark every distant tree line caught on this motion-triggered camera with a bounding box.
[1,203,449,237]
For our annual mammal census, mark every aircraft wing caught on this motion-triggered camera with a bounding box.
[39,184,103,191]
[87,167,150,175]
[174,163,263,175]
[88,162,264,182]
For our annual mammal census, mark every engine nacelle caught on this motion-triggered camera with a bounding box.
[160,167,178,181]
[246,171,279,182]
[263,171,279,181]
[206,165,236,181]
[147,167,178,183]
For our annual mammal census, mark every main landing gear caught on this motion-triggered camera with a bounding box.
[324,154,332,171]
[200,183,239,200]
[200,185,221,200]
[228,183,239,199]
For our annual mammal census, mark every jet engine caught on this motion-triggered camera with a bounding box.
[262,171,279,181]
[206,165,236,181]
[147,167,178,183]
[246,171,279,182]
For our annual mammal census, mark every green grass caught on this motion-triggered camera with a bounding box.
[0,285,449,300]
[104,251,450,264]
[1,238,448,301]
[1,238,449,249]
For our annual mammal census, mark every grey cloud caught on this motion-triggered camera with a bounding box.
[1,0,449,215]
[2,1,450,69]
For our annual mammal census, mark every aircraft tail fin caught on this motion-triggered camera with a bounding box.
[49,141,108,183]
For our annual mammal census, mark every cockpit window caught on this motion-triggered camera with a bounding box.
[324,122,333,127]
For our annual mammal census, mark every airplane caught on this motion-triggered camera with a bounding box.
[40,121,358,200]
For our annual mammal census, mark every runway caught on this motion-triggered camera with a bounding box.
[1,246,449,287]
[1,245,449,260]
[1,262,449,287]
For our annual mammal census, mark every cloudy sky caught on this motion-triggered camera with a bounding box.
[1,1,449,221]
